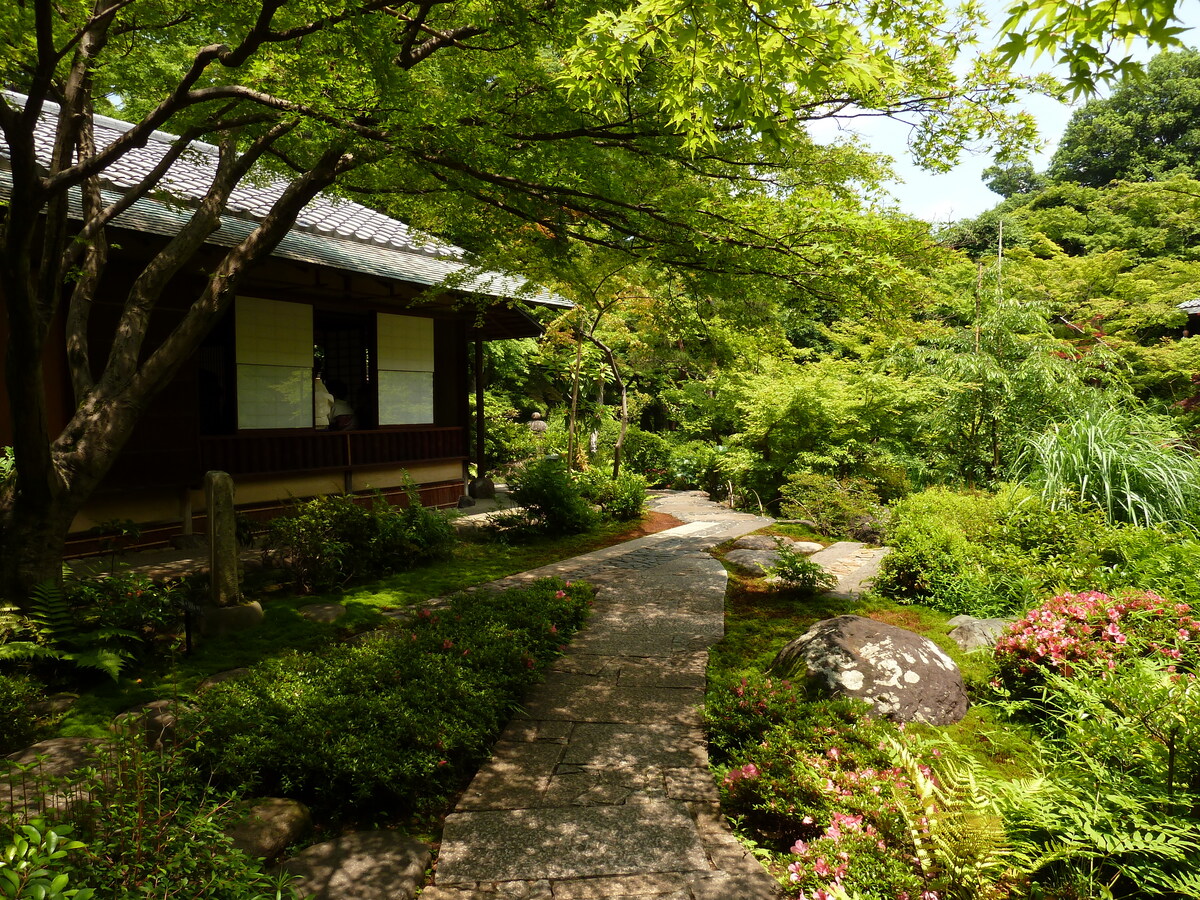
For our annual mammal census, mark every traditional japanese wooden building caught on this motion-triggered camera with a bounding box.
[0,101,568,554]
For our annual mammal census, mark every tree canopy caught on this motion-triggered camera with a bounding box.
[0,0,1055,598]
[1049,49,1200,186]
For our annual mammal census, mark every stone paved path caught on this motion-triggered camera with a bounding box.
[423,491,781,900]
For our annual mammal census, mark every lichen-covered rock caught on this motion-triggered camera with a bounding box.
[770,615,967,724]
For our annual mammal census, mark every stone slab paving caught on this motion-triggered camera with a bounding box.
[426,491,780,900]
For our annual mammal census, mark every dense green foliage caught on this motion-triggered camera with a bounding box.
[875,486,1200,617]
[265,492,455,593]
[190,578,592,820]
[2,735,294,899]
[0,673,49,754]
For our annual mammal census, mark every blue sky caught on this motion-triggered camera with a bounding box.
[826,6,1200,223]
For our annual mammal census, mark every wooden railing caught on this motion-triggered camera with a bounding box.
[197,426,467,478]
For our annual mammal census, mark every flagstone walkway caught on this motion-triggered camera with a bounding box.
[423,491,782,900]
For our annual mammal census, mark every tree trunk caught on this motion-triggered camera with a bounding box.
[0,486,78,605]
[585,334,628,480]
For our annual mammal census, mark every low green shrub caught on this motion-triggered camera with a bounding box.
[190,578,593,820]
[0,821,94,900]
[508,458,599,534]
[2,735,295,899]
[766,544,836,595]
[879,485,1200,618]
[779,472,881,537]
[63,571,192,649]
[265,490,454,592]
[667,440,724,493]
[621,427,673,485]
[578,470,647,521]
[0,674,49,754]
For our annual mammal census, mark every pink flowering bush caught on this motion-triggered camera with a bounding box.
[993,589,1200,696]
[783,811,923,900]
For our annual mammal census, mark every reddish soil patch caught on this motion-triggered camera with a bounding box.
[586,511,684,551]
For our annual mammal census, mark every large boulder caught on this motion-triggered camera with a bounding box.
[770,615,968,725]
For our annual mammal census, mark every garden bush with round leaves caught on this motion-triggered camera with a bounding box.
[265,490,455,593]
[189,578,592,820]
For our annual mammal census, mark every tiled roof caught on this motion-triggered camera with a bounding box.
[1,95,570,308]
[1179,298,1200,314]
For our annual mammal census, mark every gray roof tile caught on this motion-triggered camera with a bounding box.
[1,94,570,308]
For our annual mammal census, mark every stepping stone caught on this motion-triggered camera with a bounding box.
[7,737,101,775]
[298,602,345,623]
[197,667,250,692]
[725,549,778,575]
[111,699,191,748]
[282,830,430,900]
[31,693,77,716]
[806,541,867,569]
[825,547,892,600]
[437,800,709,883]
[730,535,781,551]
[4,737,104,820]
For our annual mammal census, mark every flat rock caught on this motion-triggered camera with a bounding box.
[7,737,101,775]
[111,699,189,748]
[298,602,346,623]
[437,800,709,883]
[731,535,782,551]
[770,615,968,725]
[283,830,430,900]
[31,693,78,717]
[4,737,103,820]
[197,667,251,692]
[226,798,312,861]
[724,549,779,576]
[948,617,1015,652]
[789,541,824,555]
[200,601,264,637]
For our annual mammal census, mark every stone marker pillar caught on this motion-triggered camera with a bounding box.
[205,470,241,607]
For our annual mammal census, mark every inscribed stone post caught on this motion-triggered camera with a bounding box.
[205,470,241,607]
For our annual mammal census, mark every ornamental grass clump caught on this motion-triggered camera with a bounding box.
[1018,407,1200,529]
[993,589,1200,697]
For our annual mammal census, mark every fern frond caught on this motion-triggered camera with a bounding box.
[0,641,63,663]
[886,737,1018,898]
[64,648,130,681]
[28,579,74,643]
